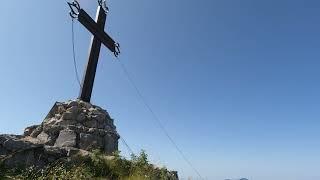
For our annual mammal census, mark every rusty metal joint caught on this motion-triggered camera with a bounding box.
[68,0,80,19]
[98,0,109,13]
[114,42,120,57]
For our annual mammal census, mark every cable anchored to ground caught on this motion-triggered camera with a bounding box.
[117,60,204,180]
[120,136,135,156]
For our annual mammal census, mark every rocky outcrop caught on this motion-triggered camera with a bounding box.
[0,99,119,168]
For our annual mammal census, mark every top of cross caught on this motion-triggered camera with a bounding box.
[68,0,109,19]
[66,0,120,102]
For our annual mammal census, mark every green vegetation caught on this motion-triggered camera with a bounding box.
[0,150,177,180]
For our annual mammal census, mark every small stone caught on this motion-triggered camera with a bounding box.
[54,129,77,147]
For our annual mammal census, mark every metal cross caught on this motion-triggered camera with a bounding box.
[68,0,120,103]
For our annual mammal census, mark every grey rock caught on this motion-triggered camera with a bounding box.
[54,129,77,147]
[66,147,82,156]
[0,135,45,167]
[43,125,63,136]
[67,106,80,115]
[97,122,105,129]
[3,148,36,167]
[0,135,22,144]
[88,128,98,134]
[92,113,106,124]
[61,111,74,120]
[83,120,99,128]
[0,145,8,155]
[79,133,103,151]
[2,137,35,151]
[76,113,86,122]
[91,108,102,116]
[57,105,66,114]
[44,146,68,157]
[43,117,57,126]
[93,105,102,111]
[67,125,84,133]
[103,125,111,132]
[67,100,78,108]
[37,132,50,144]
[30,126,43,138]
[81,102,92,109]
[104,133,119,154]
[54,113,62,120]
[55,119,77,126]
[97,129,108,136]
[24,125,39,136]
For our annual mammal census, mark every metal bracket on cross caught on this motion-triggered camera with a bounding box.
[114,43,120,57]
[68,0,80,19]
[98,0,109,13]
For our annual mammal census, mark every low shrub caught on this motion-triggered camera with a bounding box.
[1,150,177,180]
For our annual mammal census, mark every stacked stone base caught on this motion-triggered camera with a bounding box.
[0,99,119,168]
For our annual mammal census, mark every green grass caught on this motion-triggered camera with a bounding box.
[0,150,177,180]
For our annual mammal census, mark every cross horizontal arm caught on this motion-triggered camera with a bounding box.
[78,9,117,53]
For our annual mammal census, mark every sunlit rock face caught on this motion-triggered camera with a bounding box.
[0,99,119,167]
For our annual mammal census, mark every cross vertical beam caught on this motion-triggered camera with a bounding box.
[79,6,106,102]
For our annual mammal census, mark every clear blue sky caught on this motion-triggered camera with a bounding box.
[0,0,320,179]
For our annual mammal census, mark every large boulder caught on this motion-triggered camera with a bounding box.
[79,133,104,151]
[54,129,77,147]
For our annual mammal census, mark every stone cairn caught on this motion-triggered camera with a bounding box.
[0,99,119,167]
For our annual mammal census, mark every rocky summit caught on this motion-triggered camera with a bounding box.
[0,99,119,168]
